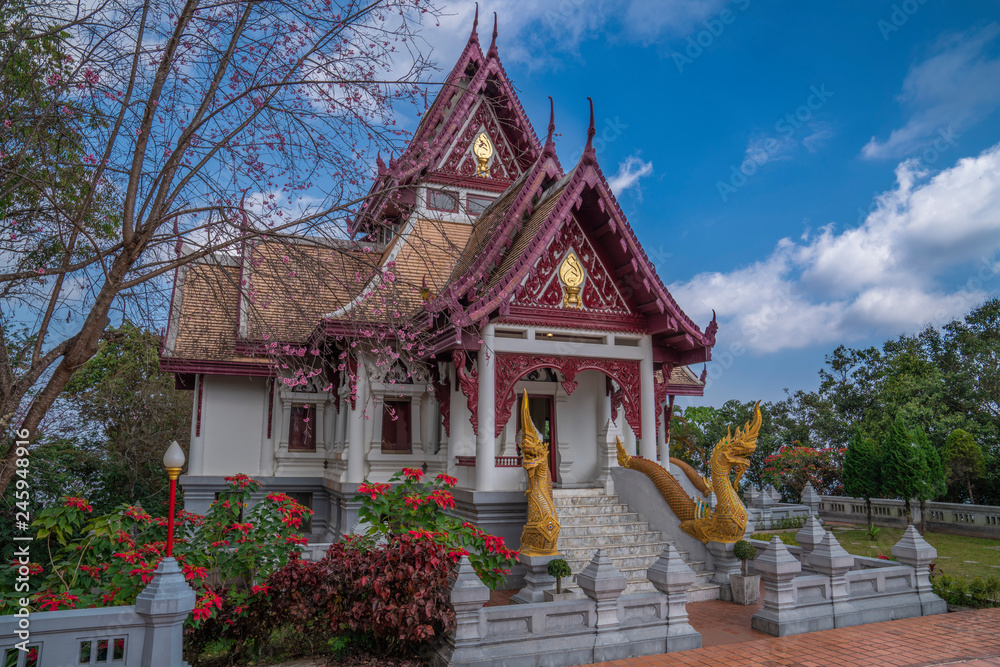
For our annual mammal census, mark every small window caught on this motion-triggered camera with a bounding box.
[381,400,412,453]
[466,194,495,217]
[288,404,316,451]
[427,189,459,212]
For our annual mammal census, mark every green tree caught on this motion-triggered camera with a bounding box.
[881,417,921,522]
[842,429,882,532]
[911,426,945,531]
[63,324,191,512]
[941,429,986,504]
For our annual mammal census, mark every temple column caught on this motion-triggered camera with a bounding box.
[347,358,368,483]
[639,336,657,461]
[188,374,205,475]
[476,325,496,491]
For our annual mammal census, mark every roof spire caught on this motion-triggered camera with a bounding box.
[582,97,596,164]
[487,12,498,57]
[470,3,479,43]
[543,96,556,157]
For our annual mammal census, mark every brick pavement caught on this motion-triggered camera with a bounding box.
[582,607,1000,667]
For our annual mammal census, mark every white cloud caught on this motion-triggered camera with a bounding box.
[862,24,1000,160]
[670,142,1000,354]
[424,0,730,69]
[608,155,654,196]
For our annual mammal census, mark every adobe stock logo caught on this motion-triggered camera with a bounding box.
[717,85,834,202]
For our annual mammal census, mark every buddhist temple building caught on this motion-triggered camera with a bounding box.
[161,11,717,555]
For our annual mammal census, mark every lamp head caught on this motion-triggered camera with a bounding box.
[163,441,186,472]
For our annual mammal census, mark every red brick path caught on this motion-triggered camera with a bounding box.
[582,607,1000,667]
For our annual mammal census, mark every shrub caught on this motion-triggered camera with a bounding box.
[221,533,455,660]
[355,468,518,590]
[768,515,807,530]
[0,473,310,633]
[932,573,1000,609]
[762,443,845,502]
[547,558,572,594]
[733,540,757,576]
[750,532,799,547]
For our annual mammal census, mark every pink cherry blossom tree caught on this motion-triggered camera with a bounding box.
[0,0,448,495]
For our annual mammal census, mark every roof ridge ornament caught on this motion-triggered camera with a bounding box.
[542,96,556,158]
[582,97,596,165]
[470,3,479,43]
[487,12,499,58]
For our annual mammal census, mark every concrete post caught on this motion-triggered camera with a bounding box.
[706,541,740,601]
[577,549,627,631]
[448,556,490,647]
[892,525,947,615]
[647,545,698,642]
[347,359,368,483]
[511,553,560,604]
[800,482,821,517]
[135,557,196,667]
[639,337,657,461]
[476,326,496,491]
[806,532,855,627]
[751,537,802,636]
[795,516,827,556]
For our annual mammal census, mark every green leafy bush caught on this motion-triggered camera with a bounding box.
[750,532,799,547]
[0,474,309,628]
[932,573,1000,609]
[354,468,518,590]
[547,558,572,593]
[768,515,807,530]
[733,540,757,576]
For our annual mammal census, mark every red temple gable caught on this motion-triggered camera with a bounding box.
[514,215,631,316]
[436,99,524,181]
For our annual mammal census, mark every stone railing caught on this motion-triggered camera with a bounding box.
[747,519,946,637]
[430,546,702,667]
[0,558,194,667]
[819,495,1000,538]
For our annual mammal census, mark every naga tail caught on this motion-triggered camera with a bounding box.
[615,437,697,522]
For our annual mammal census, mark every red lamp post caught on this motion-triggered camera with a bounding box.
[162,441,186,557]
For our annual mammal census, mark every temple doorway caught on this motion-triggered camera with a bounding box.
[517,395,557,483]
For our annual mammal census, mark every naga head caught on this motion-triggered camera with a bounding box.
[519,390,546,468]
[712,401,762,467]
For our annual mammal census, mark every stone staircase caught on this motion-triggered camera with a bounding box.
[553,488,720,601]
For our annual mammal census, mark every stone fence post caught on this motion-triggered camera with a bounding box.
[450,556,491,647]
[800,483,821,518]
[795,516,826,556]
[578,549,627,662]
[647,545,700,651]
[892,526,947,615]
[807,532,855,627]
[134,557,196,667]
[750,537,801,636]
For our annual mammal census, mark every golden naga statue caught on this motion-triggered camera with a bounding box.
[518,390,560,556]
[616,403,761,543]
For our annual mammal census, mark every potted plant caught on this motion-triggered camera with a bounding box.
[543,558,576,601]
[730,540,760,605]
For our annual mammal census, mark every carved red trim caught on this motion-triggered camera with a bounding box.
[498,307,645,333]
[609,381,623,424]
[493,353,641,438]
[266,379,274,438]
[453,349,479,435]
[347,356,358,410]
[517,218,630,314]
[439,100,521,181]
[196,374,204,437]
[431,365,452,437]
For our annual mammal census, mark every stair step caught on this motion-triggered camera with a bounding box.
[557,503,633,515]
[560,514,643,527]
[558,532,664,548]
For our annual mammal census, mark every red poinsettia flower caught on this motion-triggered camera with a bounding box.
[428,489,455,510]
[403,495,427,510]
[435,473,458,487]
[357,482,390,500]
[402,467,424,480]
[63,497,93,512]
[224,473,256,489]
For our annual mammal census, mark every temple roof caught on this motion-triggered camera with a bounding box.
[163,13,716,383]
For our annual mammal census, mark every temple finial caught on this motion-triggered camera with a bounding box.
[487,12,498,57]
[470,3,479,43]
[376,151,386,174]
[543,96,556,156]
[582,97,596,163]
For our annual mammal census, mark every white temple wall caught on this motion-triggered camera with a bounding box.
[199,375,267,477]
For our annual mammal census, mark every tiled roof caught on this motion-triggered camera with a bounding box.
[170,261,240,360]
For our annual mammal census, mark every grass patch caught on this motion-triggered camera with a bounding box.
[821,525,999,579]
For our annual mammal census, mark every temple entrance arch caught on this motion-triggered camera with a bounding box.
[493,353,642,439]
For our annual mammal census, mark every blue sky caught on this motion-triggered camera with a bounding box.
[415,1,1000,408]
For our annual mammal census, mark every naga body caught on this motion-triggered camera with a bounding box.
[518,390,560,556]
[616,403,761,543]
